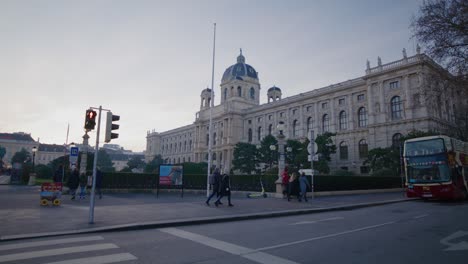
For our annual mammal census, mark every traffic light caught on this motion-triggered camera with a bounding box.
[105,111,120,143]
[84,109,97,131]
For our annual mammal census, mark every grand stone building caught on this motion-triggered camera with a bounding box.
[146,48,464,174]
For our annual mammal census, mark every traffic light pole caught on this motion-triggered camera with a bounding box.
[89,105,102,224]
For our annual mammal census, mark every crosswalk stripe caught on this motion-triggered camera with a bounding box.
[160,228,299,264]
[0,243,118,263]
[43,253,138,264]
[0,236,104,251]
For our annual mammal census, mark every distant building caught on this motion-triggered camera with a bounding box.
[146,48,466,175]
[0,132,69,167]
[101,144,144,171]
[0,132,37,166]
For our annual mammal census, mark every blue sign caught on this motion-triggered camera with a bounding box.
[70,147,79,157]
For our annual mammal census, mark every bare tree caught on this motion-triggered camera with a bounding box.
[411,0,468,78]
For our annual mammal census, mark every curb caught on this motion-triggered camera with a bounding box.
[0,197,418,242]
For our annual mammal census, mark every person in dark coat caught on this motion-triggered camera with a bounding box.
[79,173,87,200]
[53,165,63,183]
[214,174,233,207]
[67,167,80,200]
[205,168,221,206]
[287,172,301,202]
[95,168,103,199]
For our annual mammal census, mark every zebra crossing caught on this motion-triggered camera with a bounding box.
[0,235,137,264]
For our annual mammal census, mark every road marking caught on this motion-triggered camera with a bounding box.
[440,230,468,251]
[289,216,344,225]
[0,243,118,263]
[413,214,429,219]
[0,236,104,251]
[256,221,396,251]
[160,228,299,264]
[43,253,138,264]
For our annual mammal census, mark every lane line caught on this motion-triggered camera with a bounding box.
[413,214,429,219]
[256,221,396,251]
[160,228,299,264]
[0,236,104,251]
[0,243,118,263]
[290,216,344,225]
[43,253,137,264]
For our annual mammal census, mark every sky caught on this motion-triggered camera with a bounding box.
[0,0,423,152]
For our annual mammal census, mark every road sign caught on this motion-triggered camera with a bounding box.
[69,147,79,165]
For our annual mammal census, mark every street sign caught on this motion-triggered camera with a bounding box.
[69,147,79,166]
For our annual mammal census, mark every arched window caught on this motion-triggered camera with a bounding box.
[205,153,209,161]
[213,133,217,145]
[358,107,367,127]
[237,86,242,97]
[189,140,192,150]
[392,133,403,148]
[248,128,252,143]
[359,139,368,158]
[213,153,216,161]
[322,114,330,132]
[268,124,273,135]
[306,117,313,134]
[220,152,223,161]
[257,127,262,141]
[391,96,403,119]
[206,134,209,146]
[224,88,227,101]
[292,120,298,137]
[207,98,211,107]
[339,142,348,160]
[184,141,187,151]
[250,87,255,100]
[339,111,347,130]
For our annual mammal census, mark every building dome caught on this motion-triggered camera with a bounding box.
[221,49,258,83]
[268,86,281,92]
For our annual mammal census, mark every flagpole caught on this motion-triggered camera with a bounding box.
[62,123,70,182]
[207,23,216,197]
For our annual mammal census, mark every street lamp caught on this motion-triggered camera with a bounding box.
[275,122,286,194]
[32,146,37,171]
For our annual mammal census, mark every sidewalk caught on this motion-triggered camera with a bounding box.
[0,185,413,241]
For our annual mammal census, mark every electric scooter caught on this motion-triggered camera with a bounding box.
[247,176,268,198]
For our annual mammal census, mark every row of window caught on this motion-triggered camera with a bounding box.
[165,156,191,164]
[338,133,403,160]
[224,86,256,100]
[162,140,193,154]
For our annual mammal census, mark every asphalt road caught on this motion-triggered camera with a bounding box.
[1,200,467,264]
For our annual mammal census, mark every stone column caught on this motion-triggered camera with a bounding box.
[275,133,286,194]
[404,75,411,119]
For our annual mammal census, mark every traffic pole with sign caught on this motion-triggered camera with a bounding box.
[309,130,315,199]
[69,146,79,168]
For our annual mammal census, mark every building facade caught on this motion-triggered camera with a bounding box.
[146,48,465,174]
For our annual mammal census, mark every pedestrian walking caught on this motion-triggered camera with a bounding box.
[287,172,300,201]
[96,168,103,199]
[299,172,311,202]
[205,168,221,206]
[53,165,63,183]
[281,166,290,198]
[214,174,233,207]
[67,167,80,200]
[79,173,87,200]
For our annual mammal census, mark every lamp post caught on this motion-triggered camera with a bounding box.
[275,121,286,195]
[29,146,37,186]
[32,146,37,171]
[269,145,276,172]
[256,144,261,173]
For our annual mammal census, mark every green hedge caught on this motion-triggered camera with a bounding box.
[100,172,402,192]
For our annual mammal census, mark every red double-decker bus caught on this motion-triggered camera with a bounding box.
[404,135,468,200]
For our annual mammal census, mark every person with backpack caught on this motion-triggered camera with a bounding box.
[214,173,233,207]
[205,168,221,206]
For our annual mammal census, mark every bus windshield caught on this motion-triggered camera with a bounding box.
[405,138,445,157]
[407,163,451,183]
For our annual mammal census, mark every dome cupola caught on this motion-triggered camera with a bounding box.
[221,49,258,84]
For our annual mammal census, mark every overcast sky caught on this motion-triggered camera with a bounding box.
[0,0,422,152]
